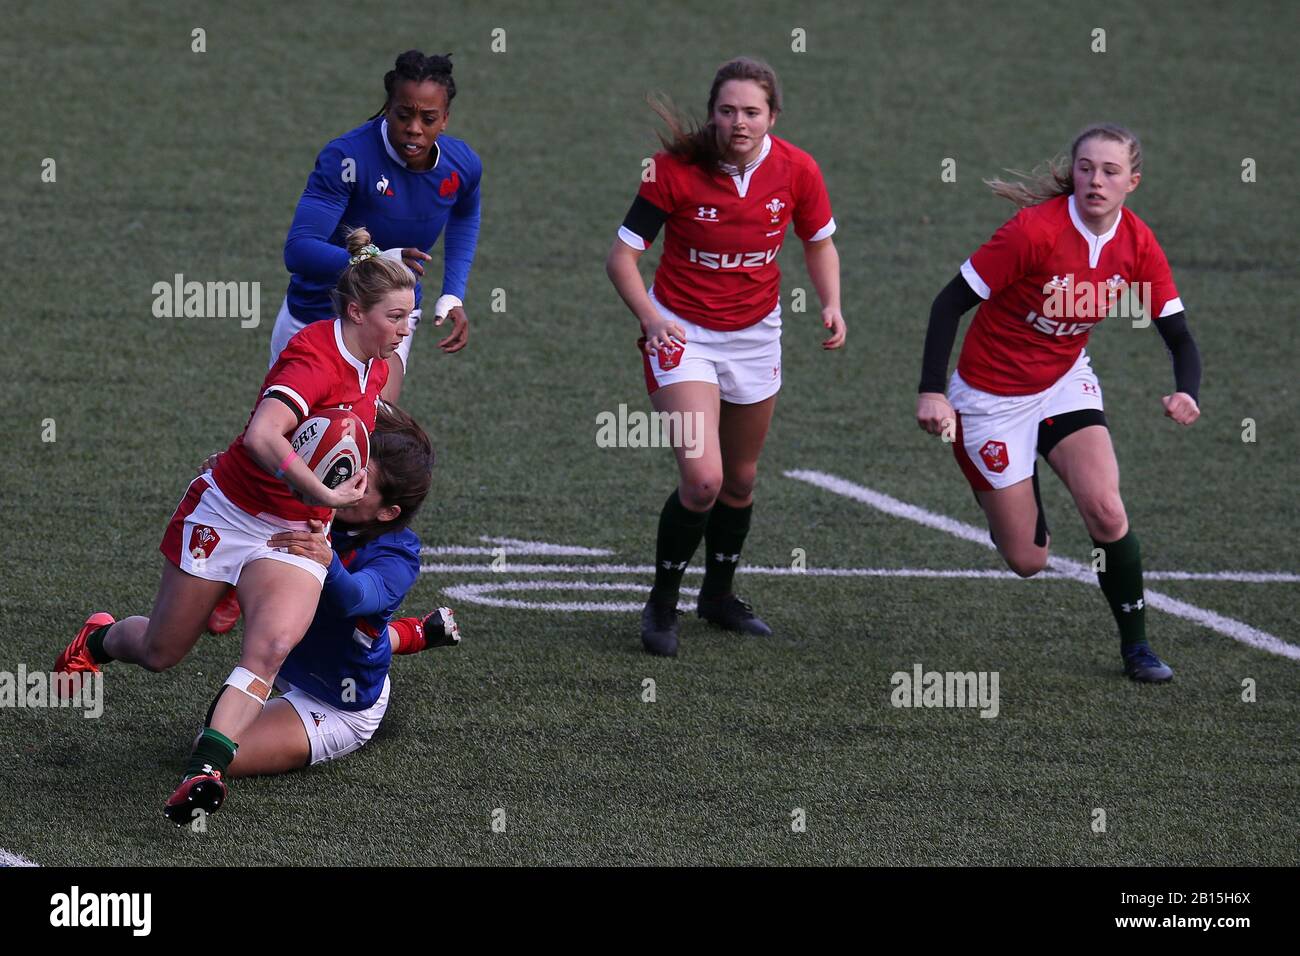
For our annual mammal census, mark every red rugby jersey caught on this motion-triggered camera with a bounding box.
[212,318,387,522]
[619,134,835,331]
[957,194,1182,395]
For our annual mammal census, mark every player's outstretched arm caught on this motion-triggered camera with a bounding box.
[915,274,983,436]
[802,236,844,349]
[1153,311,1202,425]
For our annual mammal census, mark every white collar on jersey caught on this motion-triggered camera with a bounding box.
[718,134,772,199]
[380,118,441,171]
[332,318,371,394]
[1068,193,1123,269]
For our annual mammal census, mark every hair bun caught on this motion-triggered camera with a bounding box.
[345,227,374,257]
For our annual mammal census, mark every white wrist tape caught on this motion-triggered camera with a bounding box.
[433,294,463,319]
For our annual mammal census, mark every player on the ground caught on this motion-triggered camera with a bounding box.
[915,123,1202,683]
[606,57,846,656]
[271,49,481,398]
[216,404,461,779]
[56,228,412,822]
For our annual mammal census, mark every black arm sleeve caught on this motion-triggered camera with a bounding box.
[918,273,984,393]
[1152,310,1201,402]
[621,195,670,246]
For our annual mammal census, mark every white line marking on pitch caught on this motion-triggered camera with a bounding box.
[0,848,38,867]
[420,561,1300,584]
[441,580,700,613]
[421,537,614,557]
[785,469,1300,661]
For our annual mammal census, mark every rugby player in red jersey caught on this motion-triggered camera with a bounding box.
[915,124,1202,683]
[56,227,415,821]
[607,57,846,656]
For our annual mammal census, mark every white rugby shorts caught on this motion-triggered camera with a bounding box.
[949,349,1105,490]
[639,288,783,405]
[276,674,391,765]
[159,472,329,585]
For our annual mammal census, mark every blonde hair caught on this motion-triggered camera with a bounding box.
[985,123,1143,207]
[329,227,416,317]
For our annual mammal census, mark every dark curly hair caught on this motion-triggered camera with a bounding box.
[368,49,457,120]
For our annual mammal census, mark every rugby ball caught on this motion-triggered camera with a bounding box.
[290,408,369,490]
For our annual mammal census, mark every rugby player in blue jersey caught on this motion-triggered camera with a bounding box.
[211,49,483,638]
[270,49,483,400]
[220,402,461,779]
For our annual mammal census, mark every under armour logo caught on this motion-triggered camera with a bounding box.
[1120,598,1145,613]
[713,552,741,563]
[661,559,688,571]
[696,206,718,220]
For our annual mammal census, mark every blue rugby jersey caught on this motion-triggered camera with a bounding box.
[284,117,482,324]
[277,526,421,711]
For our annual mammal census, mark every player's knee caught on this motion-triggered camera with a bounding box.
[679,473,722,511]
[138,640,188,673]
[721,467,757,503]
[1082,494,1127,540]
[242,629,300,674]
[1004,548,1048,578]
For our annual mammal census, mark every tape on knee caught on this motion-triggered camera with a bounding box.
[224,666,272,706]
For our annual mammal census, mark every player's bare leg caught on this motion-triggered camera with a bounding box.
[212,558,322,741]
[1047,425,1170,681]
[101,562,226,670]
[716,395,777,509]
[1046,425,1127,541]
[695,395,779,635]
[58,562,226,696]
[165,558,321,824]
[975,478,1049,578]
[224,699,312,778]
[641,381,722,655]
[652,380,723,510]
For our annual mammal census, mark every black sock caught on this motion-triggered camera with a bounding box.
[86,625,115,665]
[1093,530,1146,647]
[651,490,710,606]
[700,500,753,599]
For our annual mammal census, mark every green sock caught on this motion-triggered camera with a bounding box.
[185,728,238,779]
[700,500,753,599]
[86,625,115,664]
[1093,530,1146,647]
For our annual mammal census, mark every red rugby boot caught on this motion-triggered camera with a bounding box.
[54,612,115,699]
[207,586,241,635]
[163,769,228,826]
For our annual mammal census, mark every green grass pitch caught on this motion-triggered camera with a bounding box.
[1,0,1296,865]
